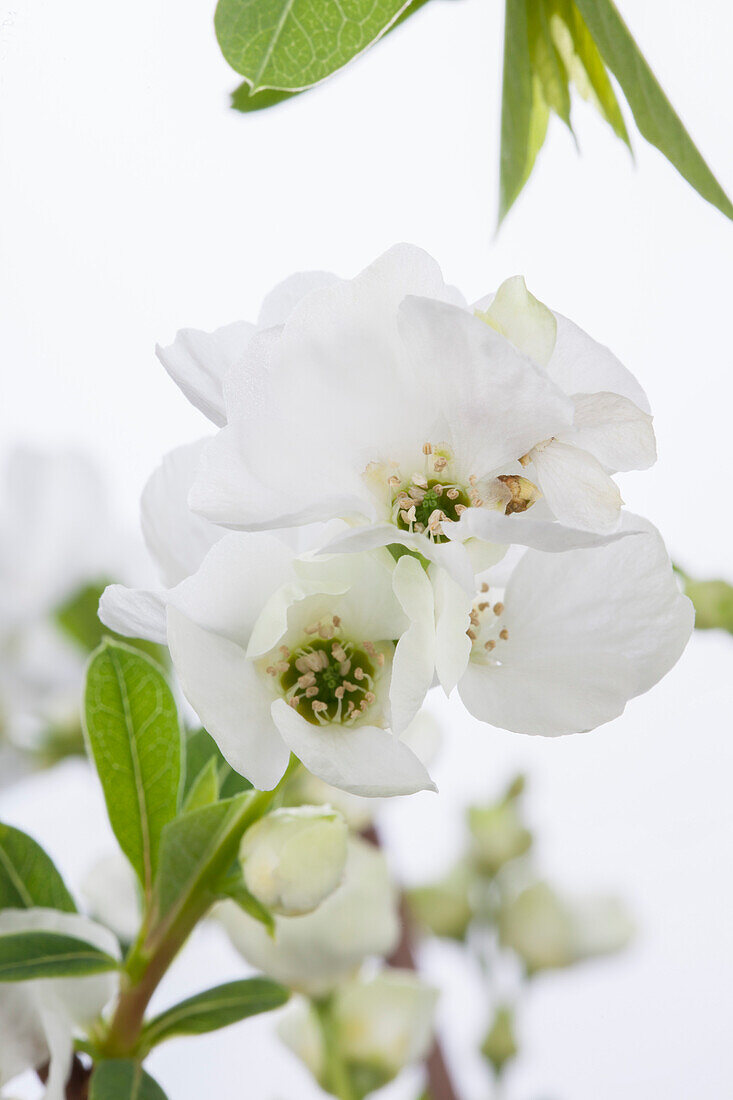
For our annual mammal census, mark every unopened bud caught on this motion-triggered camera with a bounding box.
[240,805,348,917]
[468,801,531,876]
[481,1005,518,1076]
[407,861,474,940]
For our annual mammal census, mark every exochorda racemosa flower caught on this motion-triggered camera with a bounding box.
[100,450,438,796]
[157,244,655,594]
[0,909,119,1100]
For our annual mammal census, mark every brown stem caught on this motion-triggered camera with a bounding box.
[38,1055,91,1100]
[362,826,461,1100]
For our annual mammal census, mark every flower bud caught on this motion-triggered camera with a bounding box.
[468,777,531,876]
[240,805,348,917]
[408,861,474,940]
[481,1005,518,1076]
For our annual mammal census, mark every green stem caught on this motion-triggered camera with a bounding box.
[98,758,300,1058]
[314,997,357,1100]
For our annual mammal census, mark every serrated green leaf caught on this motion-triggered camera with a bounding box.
[528,0,572,130]
[215,0,415,93]
[141,978,288,1049]
[0,931,119,981]
[573,0,732,219]
[0,822,76,913]
[90,1060,168,1100]
[83,642,182,900]
[547,0,630,146]
[182,758,219,813]
[499,0,550,223]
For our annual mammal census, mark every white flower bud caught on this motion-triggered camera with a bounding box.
[468,801,532,876]
[240,805,348,917]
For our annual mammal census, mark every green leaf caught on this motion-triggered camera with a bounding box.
[142,978,289,1049]
[183,728,252,802]
[0,931,119,981]
[231,82,299,112]
[90,1060,168,1100]
[55,582,168,665]
[0,822,77,913]
[215,0,415,93]
[182,758,220,813]
[499,0,550,223]
[680,574,733,633]
[528,0,573,130]
[83,642,182,899]
[153,794,253,928]
[218,870,276,936]
[547,0,630,146]
[573,0,733,219]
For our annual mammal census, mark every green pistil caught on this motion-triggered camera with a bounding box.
[280,637,376,726]
[394,478,471,543]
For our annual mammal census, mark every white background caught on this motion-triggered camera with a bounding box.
[1,0,732,1097]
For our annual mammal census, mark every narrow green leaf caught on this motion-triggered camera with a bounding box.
[83,642,182,899]
[528,0,573,130]
[142,978,289,1048]
[0,823,76,913]
[90,1060,168,1100]
[0,931,119,981]
[573,0,733,219]
[215,0,415,93]
[548,0,630,146]
[153,794,253,926]
[182,758,219,813]
[499,0,550,223]
[183,728,251,803]
[218,870,276,936]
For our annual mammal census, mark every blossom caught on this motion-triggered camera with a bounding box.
[0,449,134,768]
[101,523,436,796]
[498,882,633,973]
[218,837,399,996]
[0,908,119,1099]
[448,517,693,735]
[159,245,653,594]
[81,853,141,945]
[239,806,348,916]
[279,970,438,1091]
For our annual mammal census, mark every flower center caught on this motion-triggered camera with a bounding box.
[268,618,384,726]
[386,443,471,543]
[468,583,510,664]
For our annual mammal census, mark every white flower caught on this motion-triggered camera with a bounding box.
[240,806,348,917]
[0,908,119,1099]
[0,449,135,759]
[448,517,693,735]
[218,836,399,996]
[279,970,438,1088]
[160,245,645,593]
[498,882,633,973]
[101,529,437,797]
[81,853,141,944]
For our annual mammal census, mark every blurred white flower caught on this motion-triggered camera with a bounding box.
[162,245,644,594]
[101,531,437,797]
[0,449,134,762]
[218,837,399,996]
[448,517,693,735]
[81,853,141,944]
[279,969,437,1090]
[0,908,119,1099]
[498,882,633,973]
[240,806,348,917]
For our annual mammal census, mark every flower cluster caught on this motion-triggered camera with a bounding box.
[102,244,692,798]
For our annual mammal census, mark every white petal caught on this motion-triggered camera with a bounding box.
[559,392,656,472]
[271,699,436,797]
[454,506,640,552]
[475,275,556,367]
[549,313,650,412]
[390,556,436,733]
[431,565,472,694]
[98,585,167,644]
[156,321,255,426]
[168,532,295,647]
[141,440,223,586]
[37,1007,73,1100]
[166,607,290,790]
[459,515,693,735]
[257,271,342,327]
[397,297,574,475]
[531,440,622,533]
